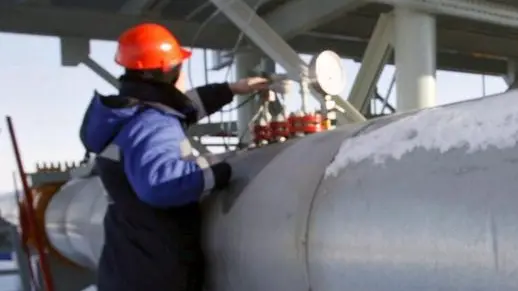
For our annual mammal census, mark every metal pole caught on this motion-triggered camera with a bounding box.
[203,49,211,123]
[235,53,261,144]
[394,7,436,111]
[5,116,55,291]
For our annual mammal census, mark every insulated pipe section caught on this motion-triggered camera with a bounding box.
[204,92,518,290]
[3,91,518,290]
[44,177,107,269]
[41,139,292,269]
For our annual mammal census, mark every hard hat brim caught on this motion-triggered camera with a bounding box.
[180,48,192,61]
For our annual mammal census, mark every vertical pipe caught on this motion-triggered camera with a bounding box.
[261,58,284,116]
[203,49,211,123]
[235,52,261,144]
[394,7,436,111]
[506,59,518,90]
[300,81,310,113]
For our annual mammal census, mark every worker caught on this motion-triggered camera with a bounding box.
[78,23,269,291]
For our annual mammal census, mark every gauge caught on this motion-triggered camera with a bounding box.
[308,50,346,96]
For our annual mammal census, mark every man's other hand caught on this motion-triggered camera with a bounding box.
[229,77,270,95]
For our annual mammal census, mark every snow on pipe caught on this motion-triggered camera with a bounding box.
[3,90,518,290]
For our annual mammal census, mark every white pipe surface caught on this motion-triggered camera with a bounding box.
[4,90,518,290]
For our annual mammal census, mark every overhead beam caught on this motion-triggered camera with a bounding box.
[60,37,89,66]
[0,4,240,49]
[211,0,278,24]
[16,0,50,5]
[264,0,365,39]
[372,0,518,29]
[289,35,507,76]
[0,4,510,75]
[60,37,120,88]
[209,0,366,123]
[319,14,518,59]
[119,0,154,15]
[119,0,170,16]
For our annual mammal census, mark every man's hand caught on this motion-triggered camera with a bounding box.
[229,77,270,95]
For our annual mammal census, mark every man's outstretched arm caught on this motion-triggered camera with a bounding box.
[185,77,270,121]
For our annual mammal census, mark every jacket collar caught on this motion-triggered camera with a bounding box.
[118,80,196,121]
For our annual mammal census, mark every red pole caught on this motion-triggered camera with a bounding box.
[5,116,55,291]
[12,171,36,290]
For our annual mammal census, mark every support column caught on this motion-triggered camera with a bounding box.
[505,59,518,90]
[235,52,262,144]
[394,8,436,111]
[261,58,285,116]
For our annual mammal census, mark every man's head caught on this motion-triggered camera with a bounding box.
[115,23,190,90]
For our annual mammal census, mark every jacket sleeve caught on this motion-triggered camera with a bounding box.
[185,83,234,120]
[115,110,232,208]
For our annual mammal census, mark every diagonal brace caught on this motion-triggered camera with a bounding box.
[209,0,366,123]
[347,13,394,114]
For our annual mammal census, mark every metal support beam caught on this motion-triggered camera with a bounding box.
[119,0,169,16]
[16,0,50,5]
[394,7,436,111]
[119,0,154,15]
[312,13,518,60]
[0,4,513,76]
[209,0,365,123]
[212,0,278,24]
[146,0,170,15]
[0,4,512,76]
[189,137,211,155]
[0,4,241,49]
[264,0,364,39]
[347,13,394,114]
[83,57,120,89]
[211,50,234,71]
[60,37,89,66]
[505,59,518,89]
[289,34,506,76]
[60,37,119,88]
[373,0,518,29]
[0,268,18,275]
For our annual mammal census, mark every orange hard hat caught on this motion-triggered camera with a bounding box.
[115,23,192,71]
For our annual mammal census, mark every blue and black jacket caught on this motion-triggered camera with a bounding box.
[79,80,234,291]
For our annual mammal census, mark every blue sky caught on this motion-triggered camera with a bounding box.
[0,32,509,193]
